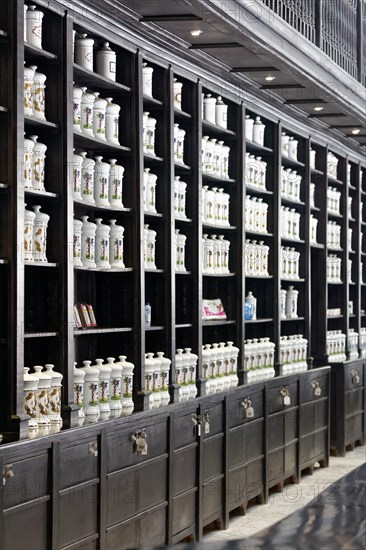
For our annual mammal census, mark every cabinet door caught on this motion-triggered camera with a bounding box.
[60,438,99,489]
[3,500,49,550]
[2,453,49,509]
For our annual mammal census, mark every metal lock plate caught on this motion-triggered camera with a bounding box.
[280,386,291,406]
[204,412,210,434]
[242,398,254,418]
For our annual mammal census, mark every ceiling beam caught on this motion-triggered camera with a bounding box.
[308,113,347,118]
[140,15,202,22]
[284,99,326,104]
[260,83,305,89]
[330,124,363,129]
[230,66,280,73]
[189,42,243,49]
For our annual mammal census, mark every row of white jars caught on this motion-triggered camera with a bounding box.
[143,66,183,112]
[24,64,47,120]
[244,338,276,383]
[280,246,300,279]
[173,176,188,219]
[348,328,359,360]
[310,215,319,243]
[74,356,135,424]
[74,217,125,270]
[23,364,63,436]
[144,352,173,407]
[280,335,308,374]
[281,133,298,160]
[73,86,120,144]
[24,5,44,48]
[327,187,341,214]
[326,255,342,282]
[280,286,299,319]
[310,148,317,170]
[24,204,50,263]
[244,240,269,276]
[173,348,198,402]
[348,259,353,283]
[359,328,366,357]
[245,196,268,233]
[245,153,267,190]
[202,234,230,274]
[280,206,301,240]
[245,115,266,146]
[144,225,157,269]
[310,184,316,208]
[174,230,187,272]
[327,152,339,179]
[202,186,230,226]
[327,221,342,249]
[202,342,239,394]
[74,33,118,81]
[202,94,229,129]
[281,167,302,202]
[202,137,230,179]
[73,154,125,208]
[24,135,47,191]
[326,330,346,362]
[143,112,157,155]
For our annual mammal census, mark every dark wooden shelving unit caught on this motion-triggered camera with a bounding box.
[0,2,364,549]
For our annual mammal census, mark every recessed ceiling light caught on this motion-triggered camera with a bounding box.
[265,76,275,81]
[191,29,202,36]
[352,128,361,135]
[314,106,324,111]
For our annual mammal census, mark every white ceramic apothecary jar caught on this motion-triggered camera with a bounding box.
[142,63,154,97]
[72,149,83,201]
[106,357,122,418]
[108,159,124,208]
[215,96,228,129]
[73,363,85,425]
[82,360,100,423]
[75,34,94,71]
[80,152,95,204]
[23,135,35,189]
[93,92,107,140]
[73,84,83,131]
[146,116,157,155]
[45,364,63,425]
[96,42,116,81]
[94,156,110,207]
[144,353,155,410]
[173,78,183,110]
[245,115,254,141]
[105,97,120,145]
[29,135,47,192]
[24,64,36,117]
[252,116,265,146]
[203,94,216,124]
[26,5,44,48]
[156,352,171,407]
[81,216,97,268]
[24,205,36,262]
[94,218,111,269]
[32,67,47,120]
[80,87,95,136]
[285,286,299,319]
[146,171,158,213]
[119,355,135,416]
[32,205,50,262]
[33,365,52,428]
[24,5,28,42]
[94,358,111,421]
[23,367,39,431]
[109,219,125,269]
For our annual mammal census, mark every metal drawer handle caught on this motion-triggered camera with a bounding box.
[241,398,255,418]
[311,379,322,396]
[131,429,148,455]
[280,385,291,406]
[88,442,98,457]
[3,464,14,485]
[351,369,360,385]
[191,414,202,436]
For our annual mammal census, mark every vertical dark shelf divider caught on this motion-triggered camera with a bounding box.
[339,156,349,357]
[303,139,313,368]
[355,164,362,353]
[133,52,149,411]
[273,122,282,374]
[237,103,246,385]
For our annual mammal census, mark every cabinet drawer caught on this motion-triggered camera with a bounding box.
[105,506,166,550]
[344,363,364,391]
[228,420,264,469]
[300,431,327,465]
[203,436,223,481]
[59,483,98,548]
[285,408,298,443]
[173,446,197,495]
[202,477,222,522]
[106,457,167,527]
[267,380,298,414]
[268,415,284,450]
[172,491,196,536]
[2,453,49,509]
[3,500,49,550]
[300,372,329,403]
[174,410,199,449]
[107,418,168,472]
[60,439,99,489]
[345,388,364,416]
[345,414,363,443]
[202,402,224,437]
[228,465,246,510]
[268,448,284,483]
[300,400,328,435]
[227,387,264,429]
[284,442,297,477]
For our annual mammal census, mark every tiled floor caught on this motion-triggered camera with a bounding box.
[203,445,366,543]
